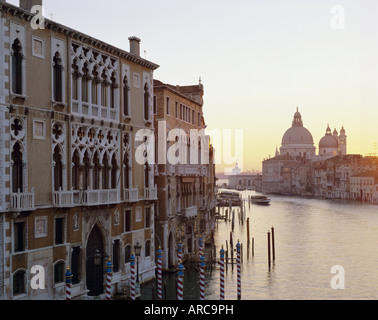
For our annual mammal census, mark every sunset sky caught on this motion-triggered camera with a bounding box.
[10,0,378,173]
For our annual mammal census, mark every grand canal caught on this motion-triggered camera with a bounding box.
[143,190,378,300]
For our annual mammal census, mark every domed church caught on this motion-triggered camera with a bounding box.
[279,108,316,160]
[319,125,347,159]
[277,108,347,160]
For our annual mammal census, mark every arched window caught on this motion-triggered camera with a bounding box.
[81,63,89,103]
[111,154,118,189]
[53,52,63,102]
[13,270,26,296]
[72,150,80,190]
[12,39,23,95]
[124,151,130,189]
[110,72,117,109]
[93,152,100,190]
[11,142,23,193]
[91,67,99,105]
[102,153,109,190]
[54,261,65,284]
[71,60,80,101]
[83,152,90,190]
[101,70,108,107]
[53,146,63,191]
[123,76,130,116]
[144,83,150,121]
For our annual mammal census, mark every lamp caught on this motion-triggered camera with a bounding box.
[94,249,101,266]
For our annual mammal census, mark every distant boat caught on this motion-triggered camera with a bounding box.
[250,195,271,205]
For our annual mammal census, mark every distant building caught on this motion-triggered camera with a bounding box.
[262,108,378,203]
[350,170,378,204]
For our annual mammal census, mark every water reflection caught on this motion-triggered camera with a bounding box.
[146,191,378,300]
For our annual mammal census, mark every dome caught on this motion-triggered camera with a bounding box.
[319,134,338,148]
[319,125,338,149]
[282,126,314,145]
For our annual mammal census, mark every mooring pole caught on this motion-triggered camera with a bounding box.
[271,226,275,262]
[267,231,271,271]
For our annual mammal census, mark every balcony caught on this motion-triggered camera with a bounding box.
[144,186,158,200]
[124,188,139,203]
[183,206,198,219]
[10,189,35,211]
[82,189,120,206]
[53,189,77,208]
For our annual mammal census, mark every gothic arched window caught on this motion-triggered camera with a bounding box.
[123,76,130,117]
[144,83,150,121]
[11,142,23,193]
[53,146,63,191]
[12,39,23,95]
[72,150,80,190]
[53,52,63,102]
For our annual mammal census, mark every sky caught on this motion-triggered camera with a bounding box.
[9,0,378,173]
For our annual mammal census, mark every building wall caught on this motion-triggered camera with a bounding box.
[153,81,216,270]
[0,1,159,300]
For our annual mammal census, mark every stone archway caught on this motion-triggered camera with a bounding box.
[86,224,104,296]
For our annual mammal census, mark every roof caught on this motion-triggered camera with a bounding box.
[154,79,204,107]
[0,2,159,71]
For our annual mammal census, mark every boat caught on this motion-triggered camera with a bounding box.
[250,195,271,205]
[217,191,242,206]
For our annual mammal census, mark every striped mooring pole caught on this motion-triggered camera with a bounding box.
[177,261,185,300]
[199,255,206,300]
[130,253,136,300]
[236,240,241,300]
[157,247,163,300]
[220,246,225,300]
[199,237,203,261]
[106,258,113,300]
[177,243,183,264]
[65,266,73,300]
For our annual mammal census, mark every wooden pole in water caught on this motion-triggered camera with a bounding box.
[230,231,234,271]
[267,231,271,271]
[252,237,255,257]
[271,226,275,262]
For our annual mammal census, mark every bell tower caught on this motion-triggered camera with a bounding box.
[338,127,347,155]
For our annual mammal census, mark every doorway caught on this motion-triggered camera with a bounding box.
[86,224,104,296]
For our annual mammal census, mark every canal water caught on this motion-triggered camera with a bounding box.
[144,190,378,300]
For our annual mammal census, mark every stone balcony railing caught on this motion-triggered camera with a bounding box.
[82,189,120,206]
[53,189,76,208]
[144,186,158,200]
[10,188,35,211]
[124,188,139,203]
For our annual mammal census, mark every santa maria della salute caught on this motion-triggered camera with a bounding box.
[278,108,346,161]
[262,109,378,203]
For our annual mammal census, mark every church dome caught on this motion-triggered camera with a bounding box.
[282,126,314,145]
[319,125,338,148]
[281,108,314,145]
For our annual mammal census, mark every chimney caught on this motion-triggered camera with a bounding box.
[129,36,141,57]
[19,0,42,12]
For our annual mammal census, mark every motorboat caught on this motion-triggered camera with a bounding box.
[250,195,271,205]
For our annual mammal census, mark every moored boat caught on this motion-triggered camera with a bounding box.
[250,195,271,205]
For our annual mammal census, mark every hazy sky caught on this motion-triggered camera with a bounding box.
[9,0,378,172]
